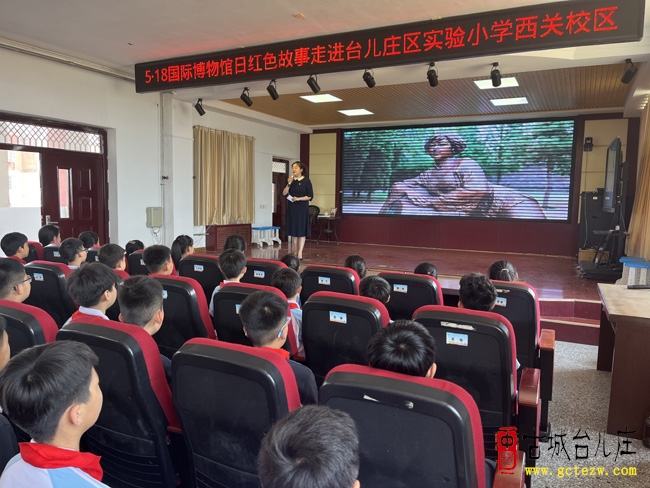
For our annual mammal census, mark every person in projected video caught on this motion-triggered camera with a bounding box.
[379,133,546,218]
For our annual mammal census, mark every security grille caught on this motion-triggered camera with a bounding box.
[0,120,103,154]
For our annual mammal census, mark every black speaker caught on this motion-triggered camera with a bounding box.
[579,189,615,249]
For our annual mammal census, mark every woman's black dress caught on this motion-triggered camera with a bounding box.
[286,177,314,237]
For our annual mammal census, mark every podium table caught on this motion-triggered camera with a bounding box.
[317,216,341,244]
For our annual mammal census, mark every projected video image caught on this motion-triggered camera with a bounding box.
[341,120,575,220]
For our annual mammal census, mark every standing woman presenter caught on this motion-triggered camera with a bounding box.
[282,161,313,260]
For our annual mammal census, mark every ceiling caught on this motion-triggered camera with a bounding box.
[1,0,649,130]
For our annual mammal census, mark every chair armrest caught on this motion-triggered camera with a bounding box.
[518,367,540,408]
[538,329,555,401]
[493,451,526,488]
[517,367,540,474]
[539,328,555,351]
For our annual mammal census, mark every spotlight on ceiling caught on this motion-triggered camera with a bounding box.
[363,69,376,88]
[240,87,253,107]
[194,98,206,116]
[267,80,279,100]
[621,58,638,84]
[307,74,321,94]
[427,62,439,87]
[490,62,502,88]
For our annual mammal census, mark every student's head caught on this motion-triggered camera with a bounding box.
[125,239,145,256]
[488,260,518,282]
[367,320,437,378]
[78,231,100,249]
[59,237,87,266]
[0,341,101,444]
[171,234,194,269]
[280,253,300,272]
[271,268,302,300]
[143,245,173,274]
[344,255,367,279]
[223,234,246,252]
[218,248,247,280]
[98,243,126,270]
[258,405,360,488]
[38,224,61,247]
[0,258,31,302]
[414,262,438,278]
[1,232,29,259]
[239,290,288,348]
[0,316,11,371]
[66,262,119,309]
[459,272,497,311]
[118,276,164,335]
[359,275,391,304]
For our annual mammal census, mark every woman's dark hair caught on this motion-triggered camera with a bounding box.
[171,235,194,269]
[280,253,300,272]
[344,255,367,279]
[424,132,467,157]
[488,260,517,282]
[414,262,437,278]
[223,235,247,252]
[292,161,307,177]
[125,240,145,256]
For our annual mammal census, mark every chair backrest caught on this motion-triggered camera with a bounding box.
[173,338,301,488]
[25,241,44,263]
[241,258,286,286]
[378,271,444,320]
[300,264,360,303]
[43,244,66,264]
[86,247,100,263]
[211,283,288,348]
[302,291,390,384]
[23,261,76,327]
[151,274,216,358]
[104,270,129,321]
[413,305,517,458]
[178,253,224,302]
[308,205,320,236]
[320,364,487,488]
[0,300,58,355]
[491,280,540,369]
[56,318,179,488]
[126,249,149,276]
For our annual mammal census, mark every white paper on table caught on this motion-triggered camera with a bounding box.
[287,195,294,202]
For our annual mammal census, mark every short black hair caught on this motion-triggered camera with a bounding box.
[223,234,246,252]
[38,225,60,247]
[59,238,85,264]
[271,268,301,299]
[218,249,246,280]
[459,272,497,311]
[142,245,172,274]
[1,232,28,257]
[367,320,436,377]
[118,276,163,327]
[0,341,98,443]
[359,275,391,304]
[78,231,99,249]
[98,243,126,269]
[414,262,438,278]
[239,290,287,347]
[66,262,119,308]
[344,255,367,279]
[125,240,144,256]
[0,258,26,300]
[280,253,300,272]
[489,260,517,282]
[258,405,359,488]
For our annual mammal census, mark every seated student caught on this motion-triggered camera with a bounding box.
[414,262,438,278]
[0,233,29,264]
[258,405,360,488]
[142,245,174,275]
[359,275,391,305]
[171,235,194,271]
[0,317,19,472]
[239,291,317,405]
[38,225,61,247]
[223,234,246,252]
[280,253,300,273]
[98,243,127,271]
[117,276,171,387]
[458,272,497,311]
[59,238,87,269]
[0,259,32,303]
[78,231,100,250]
[488,260,518,282]
[0,341,107,487]
[271,268,303,354]
[65,263,120,324]
[125,239,144,257]
[208,249,247,316]
[344,255,367,280]
[366,320,437,378]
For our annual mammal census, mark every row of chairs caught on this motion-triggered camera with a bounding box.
[25,241,101,264]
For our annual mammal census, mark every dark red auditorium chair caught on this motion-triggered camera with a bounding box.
[299,264,360,303]
[0,300,58,355]
[377,271,444,320]
[320,364,526,488]
[105,269,129,322]
[24,261,76,327]
[43,244,66,263]
[25,241,44,263]
[172,339,301,488]
[151,274,216,358]
[302,291,390,384]
[126,249,149,276]
[178,253,224,303]
[86,247,100,263]
[241,258,286,286]
[57,318,181,488]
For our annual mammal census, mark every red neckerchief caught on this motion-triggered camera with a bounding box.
[288,302,300,310]
[19,442,103,481]
[261,346,290,360]
[8,256,26,264]
[70,310,93,321]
